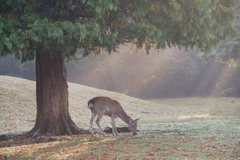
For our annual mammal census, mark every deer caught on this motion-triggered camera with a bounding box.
[88,96,140,136]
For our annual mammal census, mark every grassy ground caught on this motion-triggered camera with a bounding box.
[0,76,240,159]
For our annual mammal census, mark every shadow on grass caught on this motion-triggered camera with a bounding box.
[1,119,240,159]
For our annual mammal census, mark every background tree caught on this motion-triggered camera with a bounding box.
[0,0,236,137]
[203,0,240,62]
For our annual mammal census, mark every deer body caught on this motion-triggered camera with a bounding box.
[88,96,139,136]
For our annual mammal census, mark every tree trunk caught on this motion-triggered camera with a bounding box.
[26,51,88,138]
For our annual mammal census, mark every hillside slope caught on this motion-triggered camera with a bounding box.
[1,76,239,135]
[0,76,158,134]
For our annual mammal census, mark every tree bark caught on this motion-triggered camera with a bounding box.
[26,51,88,138]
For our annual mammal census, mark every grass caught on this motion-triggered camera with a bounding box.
[0,75,240,159]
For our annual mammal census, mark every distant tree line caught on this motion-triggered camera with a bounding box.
[66,48,240,98]
[0,54,35,80]
[1,48,240,98]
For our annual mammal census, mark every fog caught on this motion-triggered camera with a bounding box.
[0,46,239,99]
[66,46,239,98]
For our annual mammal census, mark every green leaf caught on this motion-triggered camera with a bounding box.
[6,0,12,5]
[181,28,187,37]
[5,38,12,50]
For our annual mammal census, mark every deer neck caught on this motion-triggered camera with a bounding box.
[118,111,130,124]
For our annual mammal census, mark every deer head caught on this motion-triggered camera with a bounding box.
[127,117,140,135]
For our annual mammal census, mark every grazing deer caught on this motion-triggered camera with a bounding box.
[88,96,140,136]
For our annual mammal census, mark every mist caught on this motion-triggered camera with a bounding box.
[66,46,239,98]
[0,47,239,99]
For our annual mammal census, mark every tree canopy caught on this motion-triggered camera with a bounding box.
[0,0,236,61]
[204,0,240,62]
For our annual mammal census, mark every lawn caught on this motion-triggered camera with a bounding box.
[0,76,240,159]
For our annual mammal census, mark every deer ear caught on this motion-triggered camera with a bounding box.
[135,118,140,122]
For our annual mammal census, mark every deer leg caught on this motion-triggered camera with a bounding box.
[111,114,118,136]
[96,114,106,136]
[90,112,96,136]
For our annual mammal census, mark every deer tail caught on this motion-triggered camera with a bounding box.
[88,101,94,109]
